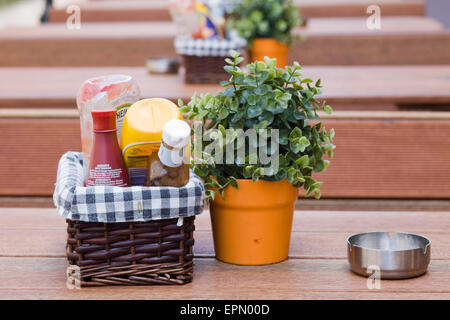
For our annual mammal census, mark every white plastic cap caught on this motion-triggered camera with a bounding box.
[162,119,191,148]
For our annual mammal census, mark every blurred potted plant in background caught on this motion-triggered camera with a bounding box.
[179,51,335,265]
[227,0,302,67]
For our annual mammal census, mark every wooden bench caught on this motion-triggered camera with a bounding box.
[2,109,450,199]
[0,207,448,299]
[1,17,449,66]
[1,66,449,110]
[48,0,425,22]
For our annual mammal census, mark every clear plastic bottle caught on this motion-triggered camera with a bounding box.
[147,119,191,187]
[76,75,140,185]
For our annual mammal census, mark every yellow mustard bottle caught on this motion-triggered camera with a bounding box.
[120,98,182,186]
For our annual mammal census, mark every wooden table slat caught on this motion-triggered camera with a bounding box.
[1,66,450,107]
[0,208,448,299]
[1,18,449,66]
[1,209,449,259]
[48,0,425,22]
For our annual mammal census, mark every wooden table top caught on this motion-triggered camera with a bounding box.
[1,208,449,299]
[2,17,442,40]
[1,65,450,108]
[2,17,449,66]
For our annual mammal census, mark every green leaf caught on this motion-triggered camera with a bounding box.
[323,105,333,114]
[194,109,209,120]
[180,105,190,114]
[247,95,257,105]
[229,176,239,189]
[314,189,321,199]
[329,128,335,139]
[247,105,262,118]
[256,71,269,85]
[292,108,305,120]
[218,108,229,120]
[298,136,311,151]
[218,124,226,137]
[315,79,321,87]
[194,167,207,179]
[289,127,302,140]
[243,165,254,178]
[295,155,309,167]
[290,136,310,153]
[286,168,296,184]
[252,167,264,182]
[314,160,330,172]
[223,87,235,97]
[224,65,235,74]
[235,57,244,65]
[254,120,268,130]
[229,49,240,59]
[258,111,274,126]
[264,56,277,68]
[231,110,244,122]
[254,84,271,95]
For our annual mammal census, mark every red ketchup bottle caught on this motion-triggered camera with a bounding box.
[87,110,129,187]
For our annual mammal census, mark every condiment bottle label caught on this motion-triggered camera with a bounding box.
[158,144,185,167]
[115,103,131,142]
[87,163,128,187]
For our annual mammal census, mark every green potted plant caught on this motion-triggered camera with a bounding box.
[179,51,335,265]
[227,0,302,67]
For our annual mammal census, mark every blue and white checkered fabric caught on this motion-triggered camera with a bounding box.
[203,0,236,13]
[174,33,246,57]
[53,152,205,223]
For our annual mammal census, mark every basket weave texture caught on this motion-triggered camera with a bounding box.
[66,216,195,287]
[183,55,229,84]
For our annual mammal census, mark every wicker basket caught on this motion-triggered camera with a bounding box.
[55,152,204,287]
[66,216,195,287]
[183,55,229,84]
[174,35,246,84]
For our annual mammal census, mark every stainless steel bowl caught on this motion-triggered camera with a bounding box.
[347,232,431,279]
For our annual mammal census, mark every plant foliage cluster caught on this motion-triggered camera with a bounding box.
[180,51,335,200]
[227,0,302,46]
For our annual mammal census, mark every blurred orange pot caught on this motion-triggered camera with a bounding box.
[250,38,289,68]
[210,179,298,265]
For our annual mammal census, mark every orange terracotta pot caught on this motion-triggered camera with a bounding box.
[250,38,289,68]
[210,179,298,265]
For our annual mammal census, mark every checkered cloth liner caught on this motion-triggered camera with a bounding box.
[53,152,205,223]
[174,33,246,57]
[203,0,236,13]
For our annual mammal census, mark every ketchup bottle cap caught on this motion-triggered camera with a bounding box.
[92,110,117,131]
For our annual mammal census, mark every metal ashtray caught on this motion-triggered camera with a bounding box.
[347,232,431,279]
[146,57,180,74]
